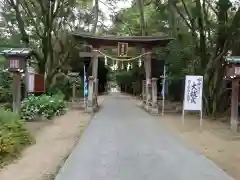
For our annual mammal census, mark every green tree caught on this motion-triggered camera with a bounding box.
[1,0,94,88]
[110,0,240,117]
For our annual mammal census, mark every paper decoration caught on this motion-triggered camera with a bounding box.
[104,56,107,65]
[138,58,142,67]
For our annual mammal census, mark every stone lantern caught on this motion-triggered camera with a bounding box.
[224,56,240,132]
[1,48,30,114]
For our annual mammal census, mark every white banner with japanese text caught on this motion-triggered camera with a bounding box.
[183,75,203,111]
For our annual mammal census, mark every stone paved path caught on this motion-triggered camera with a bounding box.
[55,93,234,180]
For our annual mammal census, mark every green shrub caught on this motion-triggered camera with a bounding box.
[0,71,12,104]
[21,94,67,121]
[47,73,83,100]
[0,109,33,166]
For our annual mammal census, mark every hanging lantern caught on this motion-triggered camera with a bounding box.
[104,56,107,65]
[111,59,115,70]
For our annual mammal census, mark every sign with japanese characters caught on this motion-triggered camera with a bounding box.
[183,75,203,111]
[118,42,128,57]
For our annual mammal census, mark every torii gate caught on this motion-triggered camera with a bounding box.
[72,33,173,113]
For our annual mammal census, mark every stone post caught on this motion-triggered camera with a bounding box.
[151,78,159,114]
[12,73,21,114]
[87,76,94,112]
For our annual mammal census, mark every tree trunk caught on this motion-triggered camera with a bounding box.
[196,0,207,70]
[91,0,99,34]
[203,5,240,116]
[168,0,176,37]
[136,0,146,36]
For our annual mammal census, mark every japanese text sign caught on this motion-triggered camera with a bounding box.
[183,75,203,111]
[118,42,128,57]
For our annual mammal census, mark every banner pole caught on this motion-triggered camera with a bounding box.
[84,65,88,112]
[200,109,203,131]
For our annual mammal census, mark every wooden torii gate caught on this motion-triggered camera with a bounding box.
[72,33,173,113]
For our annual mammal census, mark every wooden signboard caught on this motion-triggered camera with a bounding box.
[118,42,128,57]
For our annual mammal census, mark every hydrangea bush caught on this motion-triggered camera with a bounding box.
[21,94,67,121]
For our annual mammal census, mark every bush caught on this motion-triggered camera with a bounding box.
[47,74,83,101]
[0,71,12,104]
[21,94,67,121]
[0,109,33,166]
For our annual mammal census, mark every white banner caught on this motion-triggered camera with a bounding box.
[183,75,203,111]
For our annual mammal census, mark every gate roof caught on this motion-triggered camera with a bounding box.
[71,33,174,47]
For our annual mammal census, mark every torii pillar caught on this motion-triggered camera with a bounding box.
[144,47,152,111]
[87,46,99,112]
